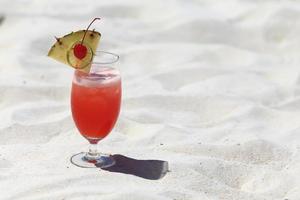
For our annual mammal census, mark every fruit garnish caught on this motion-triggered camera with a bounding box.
[73,18,100,60]
[48,18,101,73]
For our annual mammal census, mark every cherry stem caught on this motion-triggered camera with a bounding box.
[81,17,101,45]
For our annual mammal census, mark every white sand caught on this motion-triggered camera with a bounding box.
[0,0,300,199]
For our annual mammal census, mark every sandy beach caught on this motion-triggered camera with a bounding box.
[0,0,300,199]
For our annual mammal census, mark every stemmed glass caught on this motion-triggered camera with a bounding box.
[70,51,121,168]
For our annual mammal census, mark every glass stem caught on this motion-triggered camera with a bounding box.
[86,143,99,159]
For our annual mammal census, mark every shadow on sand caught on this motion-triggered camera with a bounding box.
[96,154,169,180]
[0,16,4,25]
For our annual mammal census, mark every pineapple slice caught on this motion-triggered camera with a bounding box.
[48,30,101,73]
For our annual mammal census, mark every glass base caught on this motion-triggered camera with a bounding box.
[71,152,115,168]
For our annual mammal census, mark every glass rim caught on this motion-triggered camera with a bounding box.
[92,50,119,65]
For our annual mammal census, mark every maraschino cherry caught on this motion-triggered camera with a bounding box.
[73,18,100,60]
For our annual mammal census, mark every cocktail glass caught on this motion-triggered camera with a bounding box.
[70,51,121,168]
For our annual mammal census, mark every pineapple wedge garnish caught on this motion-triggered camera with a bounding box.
[48,30,101,73]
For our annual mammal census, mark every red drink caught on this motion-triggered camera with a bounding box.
[71,67,121,142]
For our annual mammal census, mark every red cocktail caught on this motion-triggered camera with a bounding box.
[71,68,121,140]
[70,52,120,168]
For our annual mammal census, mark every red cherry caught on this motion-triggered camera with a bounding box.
[73,18,101,60]
[73,43,87,60]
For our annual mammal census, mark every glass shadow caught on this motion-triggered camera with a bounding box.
[96,154,169,180]
[0,16,4,25]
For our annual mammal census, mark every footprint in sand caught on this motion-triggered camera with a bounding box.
[11,104,68,125]
[169,140,292,198]
[7,174,105,200]
[0,117,72,145]
[0,86,69,106]
[152,67,224,91]
[168,139,291,165]
[123,95,243,126]
[0,103,72,145]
